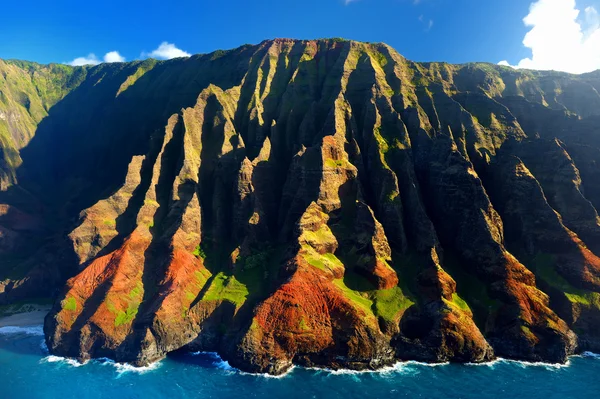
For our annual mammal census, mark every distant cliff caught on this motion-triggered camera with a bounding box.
[1,39,600,374]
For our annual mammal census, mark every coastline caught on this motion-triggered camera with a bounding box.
[0,309,49,328]
[1,308,598,377]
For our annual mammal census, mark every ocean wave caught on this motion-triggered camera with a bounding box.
[39,340,49,353]
[0,325,44,336]
[41,355,87,367]
[464,358,504,369]
[96,358,162,375]
[39,354,161,375]
[582,352,600,359]
[240,366,297,379]
[300,360,438,377]
[493,358,571,371]
[190,351,238,373]
[191,351,294,378]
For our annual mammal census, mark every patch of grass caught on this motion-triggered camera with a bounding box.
[192,244,207,259]
[301,226,335,244]
[202,272,250,306]
[185,291,196,301]
[194,269,211,286]
[62,296,77,311]
[303,247,344,274]
[298,316,310,331]
[106,282,143,327]
[434,251,501,328]
[114,303,138,327]
[333,278,374,315]
[371,286,414,322]
[532,253,600,308]
[324,158,346,168]
[103,219,116,228]
[446,293,471,313]
[373,126,390,154]
[144,198,159,207]
[385,191,398,203]
[116,60,156,97]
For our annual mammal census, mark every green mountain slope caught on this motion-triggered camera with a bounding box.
[0,39,599,374]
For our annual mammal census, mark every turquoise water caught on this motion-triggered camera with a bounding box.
[1,325,599,399]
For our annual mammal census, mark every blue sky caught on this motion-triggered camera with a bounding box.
[1,0,599,72]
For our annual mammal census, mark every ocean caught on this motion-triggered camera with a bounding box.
[0,325,598,399]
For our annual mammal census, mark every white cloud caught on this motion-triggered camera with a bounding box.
[69,54,100,66]
[418,14,434,31]
[500,0,600,74]
[103,51,125,63]
[68,51,125,66]
[146,42,191,60]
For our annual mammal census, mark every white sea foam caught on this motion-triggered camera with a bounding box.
[493,358,571,370]
[301,360,438,376]
[190,351,238,372]
[0,325,44,336]
[39,340,48,353]
[189,351,457,377]
[465,358,504,369]
[38,354,161,374]
[41,355,87,367]
[240,366,297,379]
[95,357,162,375]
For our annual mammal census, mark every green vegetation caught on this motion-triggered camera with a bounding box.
[210,50,227,61]
[114,303,139,327]
[427,251,500,328]
[303,248,344,274]
[445,293,471,313]
[103,219,116,228]
[192,244,207,259]
[371,286,414,322]
[324,158,346,168]
[185,291,196,301]
[181,268,212,319]
[370,50,388,68]
[301,226,335,244]
[202,272,250,306]
[532,253,600,308]
[144,199,159,207]
[333,278,374,314]
[106,282,143,327]
[116,60,157,97]
[62,296,77,311]
[298,316,310,331]
[331,268,414,323]
[236,246,274,270]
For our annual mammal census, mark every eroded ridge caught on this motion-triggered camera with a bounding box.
[0,39,599,374]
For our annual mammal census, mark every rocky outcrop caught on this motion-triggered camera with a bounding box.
[0,39,598,374]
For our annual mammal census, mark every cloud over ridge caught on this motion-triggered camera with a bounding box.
[146,42,191,60]
[500,0,600,74]
[68,51,125,66]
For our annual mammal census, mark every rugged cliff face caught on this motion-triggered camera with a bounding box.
[1,39,600,374]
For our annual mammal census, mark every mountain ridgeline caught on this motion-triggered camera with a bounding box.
[1,39,600,374]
